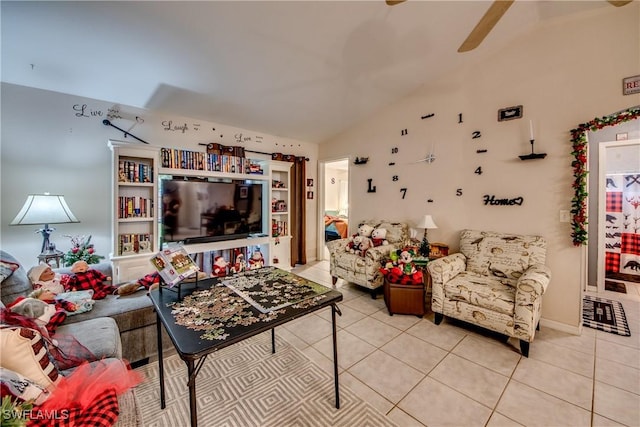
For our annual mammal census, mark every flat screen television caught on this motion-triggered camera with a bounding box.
[160,177,264,245]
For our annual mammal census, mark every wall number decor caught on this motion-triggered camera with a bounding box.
[367,179,377,193]
[498,105,523,122]
[475,167,483,175]
[392,175,399,181]
[421,113,435,120]
[472,131,482,139]
[483,195,524,206]
[458,113,463,124]
[400,188,407,199]
[401,129,408,136]
[456,189,463,196]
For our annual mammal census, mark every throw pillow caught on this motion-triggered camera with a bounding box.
[0,367,51,405]
[0,260,20,282]
[0,327,60,389]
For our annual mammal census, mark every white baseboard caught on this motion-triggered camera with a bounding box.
[540,317,582,335]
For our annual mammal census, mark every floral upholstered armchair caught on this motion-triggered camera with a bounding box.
[427,229,551,357]
[326,220,409,297]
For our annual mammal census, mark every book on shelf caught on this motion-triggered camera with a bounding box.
[118,196,153,219]
[150,244,199,287]
[118,159,153,183]
[118,233,152,255]
[160,146,260,175]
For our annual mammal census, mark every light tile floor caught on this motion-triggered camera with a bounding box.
[284,260,640,427]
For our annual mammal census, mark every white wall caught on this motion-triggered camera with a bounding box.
[319,4,640,329]
[1,84,319,267]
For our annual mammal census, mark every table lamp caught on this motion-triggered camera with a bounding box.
[10,193,79,256]
[416,214,437,257]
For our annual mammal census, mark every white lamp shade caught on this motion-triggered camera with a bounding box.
[416,214,437,229]
[10,194,79,225]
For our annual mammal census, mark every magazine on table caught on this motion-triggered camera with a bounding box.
[150,244,199,287]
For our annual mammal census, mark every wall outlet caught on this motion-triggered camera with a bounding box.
[559,210,571,223]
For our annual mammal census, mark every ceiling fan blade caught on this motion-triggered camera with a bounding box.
[386,0,406,5]
[607,1,632,6]
[458,0,515,53]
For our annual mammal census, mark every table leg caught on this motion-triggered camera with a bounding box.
[185,356,208,427]
[331,304,342,409]
[271,328,276,354]
[156,312,166,409]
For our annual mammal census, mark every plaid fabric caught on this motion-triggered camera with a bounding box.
[44,311,67,335]
[621,232,640,256]
[137,272,161,289]
[38,299,74,335]
[606,191,623,212]
[380,268,423,286]
[27,388,119,427]
[67,270,117,300]
[605,252,620,273]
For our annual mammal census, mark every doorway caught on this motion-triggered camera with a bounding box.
[597,139,640,295]
[317,158,349,261]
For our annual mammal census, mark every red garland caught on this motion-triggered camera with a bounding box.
[570,107,640,246]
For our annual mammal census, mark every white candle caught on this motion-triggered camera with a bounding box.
[529,120,534,140]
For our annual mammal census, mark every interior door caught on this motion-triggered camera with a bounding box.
[597,139,640,293]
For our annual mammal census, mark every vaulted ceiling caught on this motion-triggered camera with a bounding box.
[1,1,619,143]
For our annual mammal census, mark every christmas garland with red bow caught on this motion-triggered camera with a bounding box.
[570,106,640,246]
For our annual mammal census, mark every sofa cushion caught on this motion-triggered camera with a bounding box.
[55,316,122,360]
[0,251,33,306]
[360,220,408,245]
[459,230,547,281]
[60,292,155,333]
[444,271,516,316]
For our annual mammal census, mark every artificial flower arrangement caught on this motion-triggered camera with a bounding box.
[62,235,105,266]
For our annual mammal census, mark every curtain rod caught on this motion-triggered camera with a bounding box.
[197,143,308,161]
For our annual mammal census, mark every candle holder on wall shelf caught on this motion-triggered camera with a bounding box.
[519,139,547,160]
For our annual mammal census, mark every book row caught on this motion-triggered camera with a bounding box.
[160,148,264,174]
[118,233,153,256]
[272,219,288,237]
[118,160,153,183]
[118,196,154,219]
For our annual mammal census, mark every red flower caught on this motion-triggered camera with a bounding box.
[88,248,94,254]
[72,247,79,254]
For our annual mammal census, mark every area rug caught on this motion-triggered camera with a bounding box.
[583,295,631,336]
[605,280,627,294]
[133,333,396,427]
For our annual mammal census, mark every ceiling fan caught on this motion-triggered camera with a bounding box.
[386,0,633,53]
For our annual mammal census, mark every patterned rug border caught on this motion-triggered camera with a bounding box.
[582,295,631,337]
[133,332,397,427]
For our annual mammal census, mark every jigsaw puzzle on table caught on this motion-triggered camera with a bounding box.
[170,266,332,340]
[222,266,331,313]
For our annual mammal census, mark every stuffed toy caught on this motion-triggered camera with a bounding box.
[346,223,374,254]
[7,297,60,335]
[379,247,423,286]
[350,235,373,256]
[27,263,68,295]
[397,249,417,275]
[230,253,247,274]
[371,228,389,247]
[248,251,264,269]
[66,261,116,300]
[212,256,230,277]
[116,272,162,296]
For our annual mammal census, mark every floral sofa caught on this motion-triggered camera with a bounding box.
[427,229,551,357]
[326,220,409,297]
